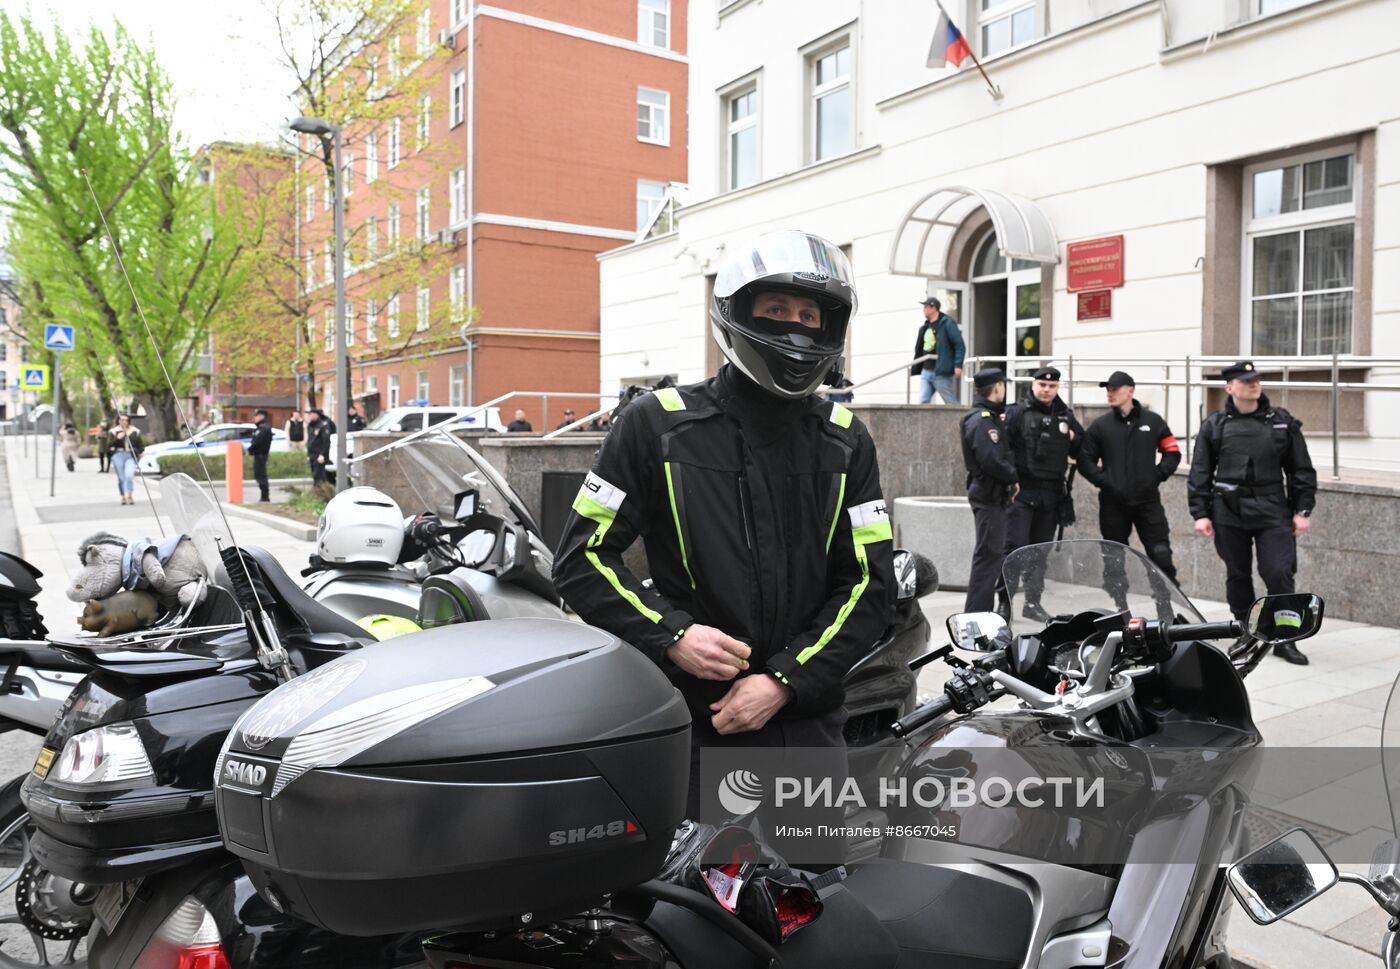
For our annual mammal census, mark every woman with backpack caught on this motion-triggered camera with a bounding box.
[110,414,145,505]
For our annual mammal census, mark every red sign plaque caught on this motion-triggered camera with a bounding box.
[1066,236,1124,292]
[1077,289,1112,321]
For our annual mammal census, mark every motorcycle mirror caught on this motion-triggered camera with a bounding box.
[946,612,1010,652]
[1247,593,1324,646]
[453,488,480,522]
[893,550,940,602]
[1227,828,1338,925]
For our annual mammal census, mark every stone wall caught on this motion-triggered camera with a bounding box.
[356,409,1400,628]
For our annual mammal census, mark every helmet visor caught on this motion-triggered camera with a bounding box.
[714,230,856,301]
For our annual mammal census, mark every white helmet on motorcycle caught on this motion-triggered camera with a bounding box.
[317,487,404,566]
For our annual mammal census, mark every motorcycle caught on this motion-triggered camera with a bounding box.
[0,550,86,738]
[1227,665,1400,967]
[13,431,936,969]
[208,538,1321,969]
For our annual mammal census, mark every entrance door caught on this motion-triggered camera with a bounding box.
[1009,268,1043,397]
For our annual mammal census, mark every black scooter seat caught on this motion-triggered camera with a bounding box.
[645,861,1031,969]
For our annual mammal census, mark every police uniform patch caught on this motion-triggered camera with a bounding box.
[1058,421,1068,435]
[989,428,1000,444]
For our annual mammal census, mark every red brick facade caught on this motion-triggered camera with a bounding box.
[298,0,687,428]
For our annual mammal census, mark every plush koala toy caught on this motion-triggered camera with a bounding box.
[68,532,209,609]
[80,590,160,637]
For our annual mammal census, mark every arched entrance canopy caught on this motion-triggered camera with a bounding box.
[888,186,1059,277]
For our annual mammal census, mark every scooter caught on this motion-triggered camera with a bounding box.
[209,539,1319,969]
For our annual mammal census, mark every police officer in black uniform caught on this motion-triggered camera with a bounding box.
[554,231,893,856]
[1078,371,1181,607]
[1188,361,1316,664]
[1002,366,1084,621]
[961,368,1018,613]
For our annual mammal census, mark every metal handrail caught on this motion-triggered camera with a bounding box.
[844,354,936,402]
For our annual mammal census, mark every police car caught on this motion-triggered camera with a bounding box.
[140,423,289,474]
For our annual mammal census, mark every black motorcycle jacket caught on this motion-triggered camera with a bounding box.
[554,366,894,720]
[961,397,1017,504]
[1187,394,1317,525]
[1078,402,1181,505]
[1005,395,1084,489]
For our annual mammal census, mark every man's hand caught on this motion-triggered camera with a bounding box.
[954,367,963,379]
[1292,514,1311,537]
[710,675,791,735]
[666,625,750,681]
[1194,517,1214,538]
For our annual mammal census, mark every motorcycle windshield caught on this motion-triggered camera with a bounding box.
[350,429,541,537]
[1002,539,1203,635]
[159,472,237,579]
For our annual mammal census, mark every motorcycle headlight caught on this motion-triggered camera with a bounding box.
[49,722,154,787]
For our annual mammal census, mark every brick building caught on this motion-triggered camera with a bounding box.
[299,0,687,429]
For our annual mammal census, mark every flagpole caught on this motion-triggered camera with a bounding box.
[935,0,1003,102]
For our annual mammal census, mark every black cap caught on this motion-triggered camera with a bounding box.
[919,297,940,308]
[253,408,269,418]
[1031,366,1061,381]
[1098,371,1135,388]
[973,367,1006,387]
[1220,360,1260,382]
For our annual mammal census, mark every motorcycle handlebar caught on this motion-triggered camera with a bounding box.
[1166,620,1241,643]
[890,694,956,739]
[406,517,445,543]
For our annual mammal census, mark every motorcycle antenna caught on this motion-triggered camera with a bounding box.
[78,167,292,681]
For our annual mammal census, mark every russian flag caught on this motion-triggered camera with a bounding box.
[928,6,973,69]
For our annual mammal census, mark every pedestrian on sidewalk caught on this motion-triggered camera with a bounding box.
[96,421,112,472]
[110,414,144,505]
[1187,361,1317,665]
[249,408,273,503]
[285,411,306,452]
[306,408,335,486]
[910,296,965,405]
[60,424,80,472]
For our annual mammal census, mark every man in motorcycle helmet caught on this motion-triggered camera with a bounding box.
[555,230,894,848]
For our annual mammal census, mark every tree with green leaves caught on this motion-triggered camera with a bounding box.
[0,14,253,440]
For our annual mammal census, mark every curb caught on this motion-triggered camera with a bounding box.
[220,503,317,542]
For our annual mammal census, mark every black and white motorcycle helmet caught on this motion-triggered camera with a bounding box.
[710,229,857,399]
[317,487,405,566]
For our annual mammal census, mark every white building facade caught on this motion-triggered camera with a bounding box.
[598,0,1400,471]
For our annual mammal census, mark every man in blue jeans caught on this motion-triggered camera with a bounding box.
[911,297,966,404]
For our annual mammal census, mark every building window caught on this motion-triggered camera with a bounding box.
[388,373,401,408]
[636,179,667,231]
[417,95,431,151]
[365,55,378,94]
[342,149,353,196]
[389,35,400,79]
[323,309,334,352]
[979,0,1036,57]
[451,0,466,24]
[416,369,430,403]
[449,167,465,225]
[638,0,669,48]
[366,298,378,343]
[416,283,430,331]
[637,87,670,145]
[724,82,759,190]
[450,265,466,321]
[389,118,401,168]
[417,6,432,56]
[365,216,378,261]
[305,184,315,222]
[449,365,465,406]
[451,69,466,127]
[323,239,333,281]
[323,173,332,210]
[1257,0,1312,14]
[388,201,401,250]
[344,301,355,347]
[388,293,401,337]
[416,186,431,242]
[304,248,315,290]
[808,39,852,163]
[1245,150,1355,356]
[366,132,378,183]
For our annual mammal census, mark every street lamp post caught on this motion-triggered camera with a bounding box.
[290,116,348,492]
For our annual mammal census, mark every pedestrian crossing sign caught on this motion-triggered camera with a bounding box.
[21,365,50,391]
[44,324,75,351]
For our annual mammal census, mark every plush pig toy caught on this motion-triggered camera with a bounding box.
[80,590,160,637]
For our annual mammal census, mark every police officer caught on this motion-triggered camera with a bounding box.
[1002,366,1084,621]
[1188,361,1316,664]
[961,368,1018,613]
[554,231,893,855]
[1077,371,1181,605]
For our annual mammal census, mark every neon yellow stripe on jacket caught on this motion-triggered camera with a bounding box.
[664,462,696,590]
[797,501,891,665]
[572,491,664,625]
